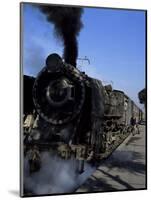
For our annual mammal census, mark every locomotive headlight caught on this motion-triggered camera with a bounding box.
[46,78,74,107]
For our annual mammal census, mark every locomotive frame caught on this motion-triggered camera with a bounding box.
[23,54,144,176]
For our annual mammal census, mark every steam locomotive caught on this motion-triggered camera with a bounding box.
[23,53,143,173]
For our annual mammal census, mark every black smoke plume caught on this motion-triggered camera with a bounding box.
[38,5,83,67]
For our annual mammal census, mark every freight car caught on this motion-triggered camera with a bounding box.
[23,53,143,173]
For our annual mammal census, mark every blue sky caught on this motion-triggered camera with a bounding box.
[22,4,146,108]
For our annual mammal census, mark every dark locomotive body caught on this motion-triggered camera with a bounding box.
[23,53,143,173]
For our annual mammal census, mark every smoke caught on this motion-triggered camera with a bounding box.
[38,5,83,67]
[24,152,95,195]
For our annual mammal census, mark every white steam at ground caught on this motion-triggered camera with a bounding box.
[24,152,95,195]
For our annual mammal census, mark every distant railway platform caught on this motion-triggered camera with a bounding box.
[76,125,146,193]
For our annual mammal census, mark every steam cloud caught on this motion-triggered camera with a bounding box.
[38,5,83,67]
[24,152,95,195]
